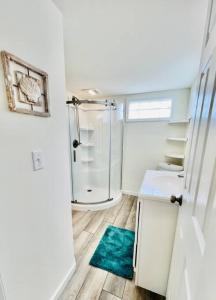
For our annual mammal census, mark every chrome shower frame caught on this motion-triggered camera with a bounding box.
[67,97,122,206]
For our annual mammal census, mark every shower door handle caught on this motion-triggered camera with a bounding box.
[170,195,182,206]
[73,150,76,162]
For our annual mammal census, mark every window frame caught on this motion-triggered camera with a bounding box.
[125,98,173,122]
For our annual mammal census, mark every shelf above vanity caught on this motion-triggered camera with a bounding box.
[167,137,187,142]
[165,153,184,159]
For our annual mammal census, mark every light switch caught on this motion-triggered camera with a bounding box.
[32,150,44,171]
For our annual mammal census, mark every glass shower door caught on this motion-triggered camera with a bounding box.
[68,103,111,204]
[110,101,124,201]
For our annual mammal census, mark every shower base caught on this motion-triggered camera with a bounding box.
[72,188,122,211]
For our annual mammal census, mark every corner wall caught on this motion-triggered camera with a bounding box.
[0,1,75,299]
[121,88,190,194]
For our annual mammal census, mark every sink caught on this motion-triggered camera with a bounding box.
[139,170,183,202]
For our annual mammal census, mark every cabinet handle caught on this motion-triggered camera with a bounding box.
[170,195,182,206]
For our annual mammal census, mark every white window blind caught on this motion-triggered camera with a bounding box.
[127,99,172,121]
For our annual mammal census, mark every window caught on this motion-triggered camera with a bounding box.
[126,98,172,121]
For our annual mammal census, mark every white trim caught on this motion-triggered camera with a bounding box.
[50,262,76,300]
[122,190,138,197]
[192,216,206,255]
[126,118,170,123]
[125,98,172,122]
[184,268,192,300]
[168,119,190,124]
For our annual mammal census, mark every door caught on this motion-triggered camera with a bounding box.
[201,0,216,69]
[167,50,216,300]
[0,275,5,300]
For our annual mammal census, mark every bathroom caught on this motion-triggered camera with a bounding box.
[0,0,216,300]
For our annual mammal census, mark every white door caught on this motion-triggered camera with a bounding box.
[201,0,216,68]
[0,275,5,300]
[167,49,216,300]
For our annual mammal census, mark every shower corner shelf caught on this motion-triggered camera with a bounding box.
[81,143,95,147]
[81,158,94,163]
[80,127,94,131]
[167,137,187,142]
[165,153,185,159]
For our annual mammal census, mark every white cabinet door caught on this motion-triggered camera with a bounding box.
[167,50,216,300]
[135,198,178,296]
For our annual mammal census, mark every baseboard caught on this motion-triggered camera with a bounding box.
[122,190,138,197]
[51,262,76,300]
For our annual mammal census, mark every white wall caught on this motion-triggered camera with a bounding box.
[121,89,190,194]
[0,1,75,299]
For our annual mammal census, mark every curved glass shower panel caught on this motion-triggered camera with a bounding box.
[69,102,110,204]
[110,101,124,201]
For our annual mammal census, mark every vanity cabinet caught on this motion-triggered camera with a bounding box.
[133,171,183,296]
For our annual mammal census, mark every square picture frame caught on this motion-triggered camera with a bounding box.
[1,51,50,117]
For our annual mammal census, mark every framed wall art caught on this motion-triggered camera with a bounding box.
[1,51,50,117]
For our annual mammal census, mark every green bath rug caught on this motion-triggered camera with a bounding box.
[89,225,135,279]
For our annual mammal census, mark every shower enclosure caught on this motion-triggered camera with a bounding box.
[67,97,123,210]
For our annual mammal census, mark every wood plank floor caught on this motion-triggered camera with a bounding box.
[59,195,165,300]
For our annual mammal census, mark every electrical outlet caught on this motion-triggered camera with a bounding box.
[32,150,44,171]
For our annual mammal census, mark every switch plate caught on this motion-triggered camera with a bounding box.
[32,150,44,171]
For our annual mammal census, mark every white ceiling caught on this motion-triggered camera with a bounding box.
[54,0,208,97]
